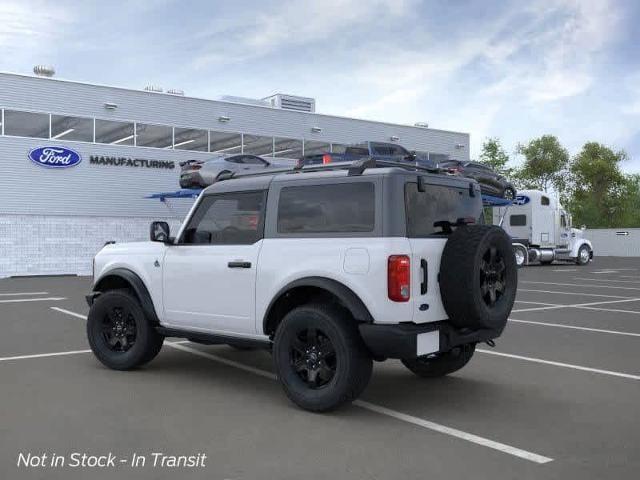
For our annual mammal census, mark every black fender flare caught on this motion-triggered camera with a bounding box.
[92,268,160,324]
[262,276,373,334]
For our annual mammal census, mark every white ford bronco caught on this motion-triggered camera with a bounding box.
[87,159,517,412]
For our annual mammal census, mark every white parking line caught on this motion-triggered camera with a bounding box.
[514,300,559,306]
[552,269,576,272]
[0,291,49,296]
[523,281,640,292]
[508,318,640,338]
[0,349,91,362]
[51,307,87,319]
[577,306,640,315]
[167,342,553,464]
[0,297,66,304]
[573,277,640,284]
[477,349,640,381]
[511,297,640,313]
[48,307,553,465]
[518,289,631,299]
[355,400,553,464]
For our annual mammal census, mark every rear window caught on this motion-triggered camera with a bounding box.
[278,183,375,233]
[405,182,482,237]
[510,214,527,226]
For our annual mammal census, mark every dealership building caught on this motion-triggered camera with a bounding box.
[0,70,470,277]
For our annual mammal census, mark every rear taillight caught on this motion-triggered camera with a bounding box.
[388,255,410,302]
[322,153,332,164]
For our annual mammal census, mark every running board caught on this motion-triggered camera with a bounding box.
[157,327,271,350]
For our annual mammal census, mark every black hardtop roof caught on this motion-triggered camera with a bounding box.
[201,160,476,194]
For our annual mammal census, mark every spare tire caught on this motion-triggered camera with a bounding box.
[439,225,517,331]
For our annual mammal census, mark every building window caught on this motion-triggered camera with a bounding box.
[273,137,303,158]
[95,119,135,145]
[3,110,49,138]
[136,123,173,148]
[51,115,94,142]
[303,140,330,156]
[210,131,242,154]
[173,127,208,151]
[243,134,274,156]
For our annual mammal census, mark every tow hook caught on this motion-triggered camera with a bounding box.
[485,339,496,348]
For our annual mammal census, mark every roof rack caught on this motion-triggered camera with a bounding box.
[213,158,440,185]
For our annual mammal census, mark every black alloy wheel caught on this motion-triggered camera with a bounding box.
[101,305,137,352]
[272,304,373,412]
[87,289,164,370]
[480,246,506,307]
[290,327,336,389]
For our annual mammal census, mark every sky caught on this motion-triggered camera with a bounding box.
[1,0,639,171]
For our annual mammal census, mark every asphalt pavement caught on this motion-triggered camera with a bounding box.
[1,258,639,479]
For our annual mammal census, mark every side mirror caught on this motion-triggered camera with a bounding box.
[150,221,171,243]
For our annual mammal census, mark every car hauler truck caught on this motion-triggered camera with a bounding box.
[493,189,593,267]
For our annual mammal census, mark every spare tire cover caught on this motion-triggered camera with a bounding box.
[439,225,517,331]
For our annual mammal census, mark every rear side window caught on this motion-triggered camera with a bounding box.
[278,183,375,233]
[541,196,550,206]
[510,214,527,226]
[405,182,482,237]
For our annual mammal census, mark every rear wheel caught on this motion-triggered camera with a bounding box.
[402,344,476,378]
[273,304,372,412]
[576,244,591,265]
[87,289,164,370]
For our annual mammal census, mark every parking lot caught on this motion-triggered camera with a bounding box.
[1,257,639,480]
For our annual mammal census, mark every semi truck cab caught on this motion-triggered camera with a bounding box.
[493,189,593,266]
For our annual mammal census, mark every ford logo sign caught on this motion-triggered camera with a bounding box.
[514,195,530,205]
[29,146,82,168]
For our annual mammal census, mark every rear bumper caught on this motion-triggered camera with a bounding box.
[359,321,501,360]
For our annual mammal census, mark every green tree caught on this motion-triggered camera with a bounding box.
[514,135,569,194]
[478,137,512,176]
[568,143,640,227]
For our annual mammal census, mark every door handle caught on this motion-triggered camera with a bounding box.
[420,259,428,295]
[228,261,252,269]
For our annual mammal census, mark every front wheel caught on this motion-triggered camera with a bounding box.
[576,244,591,265]
[87,289,164,370]
[272,304,372,412]
[402,344,476,378]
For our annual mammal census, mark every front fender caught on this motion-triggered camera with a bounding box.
[571,239,593,257]
[92,268,160,324]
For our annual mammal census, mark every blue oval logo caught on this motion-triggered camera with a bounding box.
[514,195,530,205]
[29,146,82,168]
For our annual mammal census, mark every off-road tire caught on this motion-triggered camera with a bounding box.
[273,304,372,412]
[439,225,517,331]
[402,344,476,378]
[576,245,591,266]
[87,289,164,370]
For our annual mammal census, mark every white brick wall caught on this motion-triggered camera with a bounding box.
[0,215,183,277]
